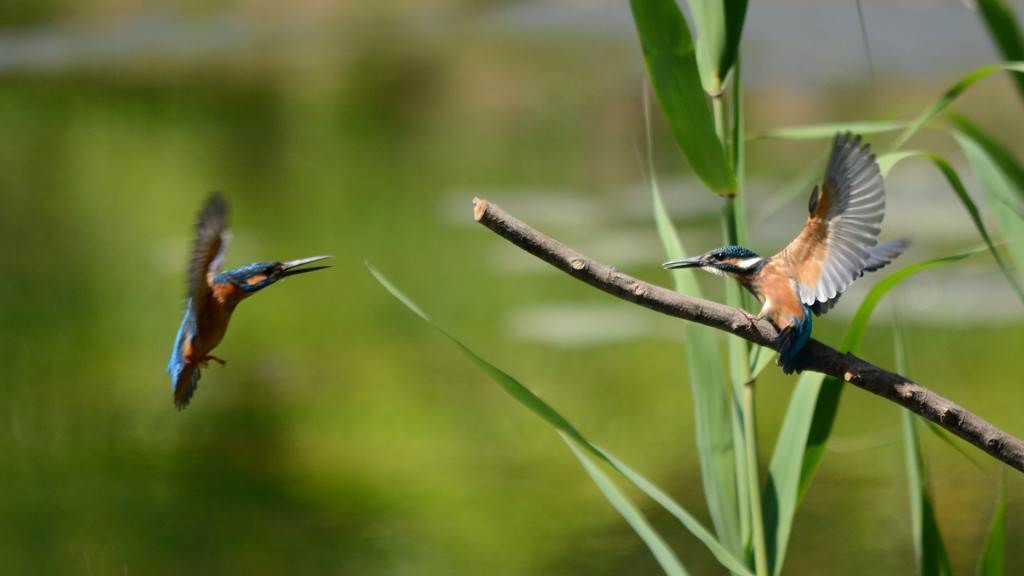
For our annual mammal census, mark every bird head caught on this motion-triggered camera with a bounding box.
[663,246,766,279]
[220,255,333,294]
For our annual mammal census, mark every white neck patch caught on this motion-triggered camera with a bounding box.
[737,257,762,269]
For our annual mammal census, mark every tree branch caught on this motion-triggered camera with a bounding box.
[472,197,1024,473]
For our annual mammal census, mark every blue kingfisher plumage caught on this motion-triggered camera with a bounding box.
[664,133,909,374]
[167,193,331,409]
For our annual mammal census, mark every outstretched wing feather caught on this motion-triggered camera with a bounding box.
[173,362,202,410]
[186,193,229,346]
[776,133,904,313]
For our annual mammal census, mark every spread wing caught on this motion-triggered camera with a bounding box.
[167,305,202,410]
[173,362,201,410]
[187,192,230,341]
[774,133,901,313]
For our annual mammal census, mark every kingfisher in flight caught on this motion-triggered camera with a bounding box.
[167,193,331,409]
[663,132,909,374]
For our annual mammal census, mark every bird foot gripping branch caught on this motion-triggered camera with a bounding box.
[664,132,910,374]
[166,192,332,410]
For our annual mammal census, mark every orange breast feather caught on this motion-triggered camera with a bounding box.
[753,261,805,330]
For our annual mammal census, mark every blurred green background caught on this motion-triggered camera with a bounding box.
[2,1,1024,574]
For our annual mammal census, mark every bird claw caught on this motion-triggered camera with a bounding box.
[200,355,226,367]
[739,309,762,326]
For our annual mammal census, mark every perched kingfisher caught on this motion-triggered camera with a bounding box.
[167,193,331,409]
[663,132,909,374]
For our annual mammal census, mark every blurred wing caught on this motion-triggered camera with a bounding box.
[173,362,201,410]
[167,306,202,409]
[775,132,889,311]
[165,306,202,409]
[187,193,230,334]
[166,305,192,380]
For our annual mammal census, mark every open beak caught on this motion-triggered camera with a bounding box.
[277,255,333,278]
[662,256,706,270]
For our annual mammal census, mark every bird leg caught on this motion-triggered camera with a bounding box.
[738,308,764,326]
[200,355,226,367]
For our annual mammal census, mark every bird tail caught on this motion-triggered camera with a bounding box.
[809,239,911,317]
[777,306,813,375]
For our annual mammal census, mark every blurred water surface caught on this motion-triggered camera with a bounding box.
[1,2,1023,575]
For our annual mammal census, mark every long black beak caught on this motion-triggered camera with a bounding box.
[662,256,706,270]
[277,255,333,278]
